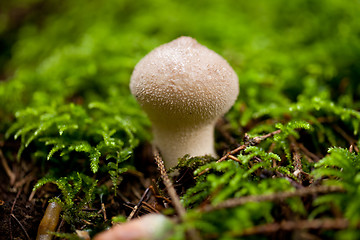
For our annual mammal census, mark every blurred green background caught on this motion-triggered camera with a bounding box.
[1,0,359,124]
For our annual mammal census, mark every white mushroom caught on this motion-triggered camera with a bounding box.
[130,36,239,168]
[93,214,174,240]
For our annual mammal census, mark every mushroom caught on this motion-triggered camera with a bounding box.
[93,214,174,240]
[130,36,239,168]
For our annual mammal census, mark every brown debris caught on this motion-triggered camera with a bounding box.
[238,218,351,237]
[197,129,282,177]
[153,148,201,240]
[200,185,345,212]
[0,149,16,186]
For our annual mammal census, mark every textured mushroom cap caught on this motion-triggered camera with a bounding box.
[130,36,239,127]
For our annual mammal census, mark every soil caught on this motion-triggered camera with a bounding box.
[0,142,164,240]
[0,189,43,240]
[0,157,43,239]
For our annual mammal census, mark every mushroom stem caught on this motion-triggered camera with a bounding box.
[130,36,239,169]
[153,123,217,168]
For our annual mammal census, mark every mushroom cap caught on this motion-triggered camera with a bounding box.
[130,36,239,127]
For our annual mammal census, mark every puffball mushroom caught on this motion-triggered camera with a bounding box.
[93,214,174,240]
[130,36,239,168]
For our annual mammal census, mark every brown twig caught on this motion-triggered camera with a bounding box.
[298,143,320,162]
[7,171,27,240]
[131,186,142,199]
[127,187,151,221]
[197,130,282,177]
[289,136,303,183]
[0,149,16,186]
[82,219,93,225]
[149,184,172,205]
[28,190,36,202]
[275,171,303,189]
[14,172,35,189]
[11,187,22,213]
[11,214,31,240]
[153,148,186,218]
[227,155,241,162]
[101,203,107,221]
[332,124,359,152]
[153,148,201,240]
[142,201,160,213]
[200,185,344,212]
[56,218,65,233]
[234,218,351,237]
[118,192,131,204]
[219,130,281,163]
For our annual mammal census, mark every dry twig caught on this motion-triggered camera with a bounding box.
[218,130,281,163]
[0,149,16,186]
[235,218,351,237]
[298,143,320,162]
[10,187,31,240]
[11,214,31,240]
[289,136,304,183]
[153,148,186,218]
[153,148,201,240]
[101,203,107,221]
[197,130,282,177]
[127,188,151,221]
[200,185,344,212]
[332,124,359,152]
[142,201,160,213]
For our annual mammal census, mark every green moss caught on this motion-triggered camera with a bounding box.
[1,0,360,238]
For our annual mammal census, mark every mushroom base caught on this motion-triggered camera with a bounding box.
[152,123,217,168]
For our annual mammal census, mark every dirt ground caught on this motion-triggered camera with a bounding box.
[0,142,161,240]
[0,156,43,239]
